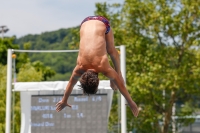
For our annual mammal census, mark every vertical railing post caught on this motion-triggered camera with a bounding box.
[6,49,12,133]
[120,45,127,133]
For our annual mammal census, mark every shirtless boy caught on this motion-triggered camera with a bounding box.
[56,16,139,117]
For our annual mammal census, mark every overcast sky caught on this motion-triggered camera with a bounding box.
[0,0,123,38]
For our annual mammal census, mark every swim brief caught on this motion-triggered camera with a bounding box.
[81,16,110,34]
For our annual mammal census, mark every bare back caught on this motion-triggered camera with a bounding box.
[77,20,110,72]
[56,16,139,117]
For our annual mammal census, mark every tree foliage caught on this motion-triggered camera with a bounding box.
[0,37,18,65]
[0,37,56,133]
[15,28,74,50]
[0,63,45,133]
[15,28,79,81]
[0,65,6,133]
[17,63,43,82]
[95,0,200,132]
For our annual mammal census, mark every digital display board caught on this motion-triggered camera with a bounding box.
[31,94,108,133]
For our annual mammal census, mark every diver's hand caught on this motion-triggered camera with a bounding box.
[127,101,139,117]
[56,100,71,112]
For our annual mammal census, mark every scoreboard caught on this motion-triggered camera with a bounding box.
[31,94,108,133]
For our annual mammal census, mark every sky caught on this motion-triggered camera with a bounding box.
[0,0,123,38]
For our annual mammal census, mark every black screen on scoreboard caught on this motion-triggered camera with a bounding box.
[31,94,108,133]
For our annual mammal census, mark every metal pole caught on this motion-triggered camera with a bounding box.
[6,49,12,133]
[118,91,121,133]
[172,103,176,133]
[12,54,16,133]
[120,45,127,133]
[162,89,165,132]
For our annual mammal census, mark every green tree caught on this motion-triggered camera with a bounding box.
[15,42,31,72]
[95,0,200,133]
[17,63,43,82]
[14,42,56,80]
[122,0,200,132]
[15,28,78,81]
[0,37,19,65]
[67,27,80,49]
[0,65,6,133]
[32,61,55,81]
[0,63,44,133]
[0,37,56,133]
